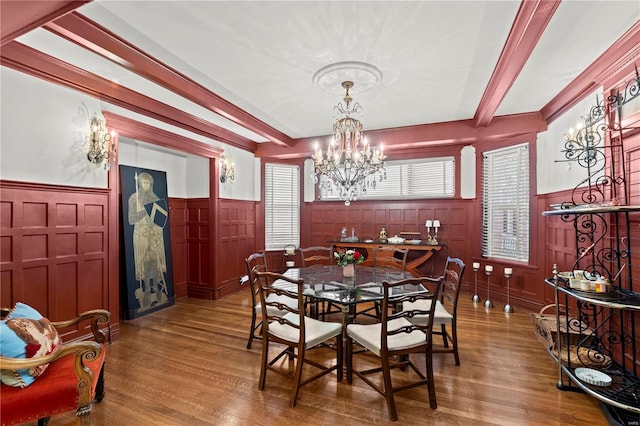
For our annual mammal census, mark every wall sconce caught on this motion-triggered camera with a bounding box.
[220,151,235,183]
[85,113,116,170]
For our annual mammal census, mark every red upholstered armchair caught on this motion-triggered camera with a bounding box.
[0,308,111,426]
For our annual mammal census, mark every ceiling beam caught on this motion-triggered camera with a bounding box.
[257,112,547,159]
[0,0,90,46]
[541,19,640,124]
[0,41,257,152]
[473,0,560,128]
[104,111,223,159]
[44,11,295,147]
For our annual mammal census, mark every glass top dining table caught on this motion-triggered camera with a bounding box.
[279,265,427,311]
[278,265,429,378]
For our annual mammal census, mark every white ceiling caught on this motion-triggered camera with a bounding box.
[14,0,640,145]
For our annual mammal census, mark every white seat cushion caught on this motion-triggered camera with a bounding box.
[269,312,342,349]
[402,299,452,326]
[346,317,426,356]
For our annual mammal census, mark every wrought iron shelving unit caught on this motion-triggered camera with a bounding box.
[542,69,640,421]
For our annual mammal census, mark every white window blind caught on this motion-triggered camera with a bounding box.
[319,157,455,200]
[481,144,530,262]
[265,163,300,251]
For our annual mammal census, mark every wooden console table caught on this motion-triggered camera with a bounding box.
[329,241,443,276]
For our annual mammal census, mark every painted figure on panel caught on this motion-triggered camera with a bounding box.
[128,172,169,311]
[120,165,175,319]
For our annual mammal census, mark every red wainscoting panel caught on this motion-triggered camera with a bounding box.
[619,138,640,370]
[186,198,212,299]
[538,190,576,305]
[301,198,475,278]
[169,198,188,298]
[625,138,640,299]
[0,180,115,341]
[180,197,257,300]
[217,198,258,298]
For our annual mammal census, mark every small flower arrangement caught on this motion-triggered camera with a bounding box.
[334,249,365,267]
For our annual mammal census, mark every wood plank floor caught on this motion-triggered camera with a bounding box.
[29,289,607,425]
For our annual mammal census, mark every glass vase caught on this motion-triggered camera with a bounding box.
[342,263,356,286]
[342,263,355,279]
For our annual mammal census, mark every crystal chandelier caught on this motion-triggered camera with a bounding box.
[312,81,386,206]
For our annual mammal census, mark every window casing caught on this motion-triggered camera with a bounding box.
[481,143,530,262]
[264,163,300,251]
[318,157,455,201]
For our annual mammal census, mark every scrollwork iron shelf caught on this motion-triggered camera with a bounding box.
[542,67,640,421]
[545,278,640,414]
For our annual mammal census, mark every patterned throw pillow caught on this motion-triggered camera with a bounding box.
[0,302,61,387]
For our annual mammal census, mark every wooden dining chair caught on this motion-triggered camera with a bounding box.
[372,246,409,270]
[299,246,341,319]
[245,252,292,349]
[254,270,343,407]
[245,252,267,349]
[358,247,409,319]
[299,246,334,267]
[403,257,466,365]
[346,277,443,421]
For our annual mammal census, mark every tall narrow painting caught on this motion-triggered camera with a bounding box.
[120,165,175,319]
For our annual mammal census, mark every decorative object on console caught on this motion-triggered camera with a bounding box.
[425,220,440,245]
[472,262,480,303]
[311,70,386,206]
[484,265,494,309]
[503,267,514,313]
[219,151,235,183]
[85,113,116,170]
[379,227,387,243]
[387,235,405,244]
[432,220,440,244]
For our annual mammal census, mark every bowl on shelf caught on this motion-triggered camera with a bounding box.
[575,367,612,387]
[409,239,422,245]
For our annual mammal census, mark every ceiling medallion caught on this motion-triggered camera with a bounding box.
[312,61,383,95]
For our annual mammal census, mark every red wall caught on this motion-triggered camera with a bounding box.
[301,198,472,277]
[0,180,119,341]
[169,198,188,298]
[174,197,257,300]
[216,198,258,298]
[184,198,212,299]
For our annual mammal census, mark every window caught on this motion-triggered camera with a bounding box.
[265,163,300,251]
[481,143,530,262]
[318,157,455,201]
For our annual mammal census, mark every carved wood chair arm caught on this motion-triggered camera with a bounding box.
[0,340,102,371]
[52,309,111,343]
